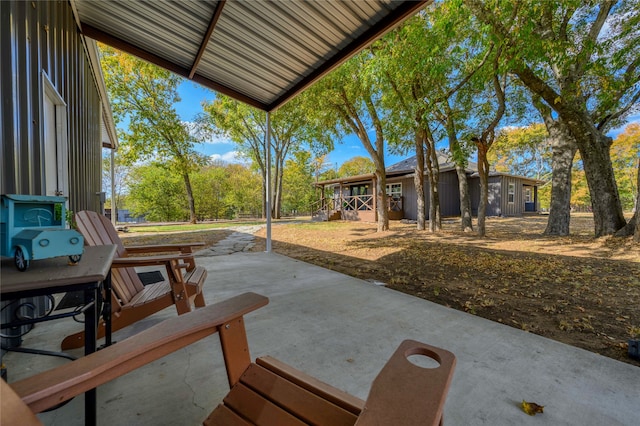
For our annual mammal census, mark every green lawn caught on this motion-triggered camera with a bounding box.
[124,221,264,233]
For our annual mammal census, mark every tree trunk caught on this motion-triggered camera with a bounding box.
[446,109,472,231]
[261,170,267,219]
[455,163,473,232]
[375,170,389,231]
[617,158,640,239]
[425,128,441,232]
[273,154,284,219]
[512,67,626,237]
[636,158,640,243]
[182,171,197,224]
[574,128,626,236]
[475,142,489,237]
[543,119,577,236]
[414,131,426,231]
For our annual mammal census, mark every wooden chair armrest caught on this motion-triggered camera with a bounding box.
[355,340,456,426]
[10,292,269,414]
[125,243,204,254]
[111,253,193,267]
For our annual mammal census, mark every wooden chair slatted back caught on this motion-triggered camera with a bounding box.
[75,210,145,303]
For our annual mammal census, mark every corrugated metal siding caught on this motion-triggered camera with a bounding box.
[1,0,102,213]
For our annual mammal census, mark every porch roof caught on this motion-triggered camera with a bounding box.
[71,0,429,112]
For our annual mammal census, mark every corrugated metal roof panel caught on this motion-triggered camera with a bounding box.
[73,0,429,111]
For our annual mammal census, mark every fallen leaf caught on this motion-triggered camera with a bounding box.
[521,400,544,416]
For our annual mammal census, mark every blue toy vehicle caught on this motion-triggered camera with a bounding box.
[1,194,84,271]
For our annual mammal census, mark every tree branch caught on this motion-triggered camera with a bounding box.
[598,87,640,130]
[574,1,615,77]
[439,43,494,102]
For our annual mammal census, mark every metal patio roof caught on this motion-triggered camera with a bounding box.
[71,0,428,112]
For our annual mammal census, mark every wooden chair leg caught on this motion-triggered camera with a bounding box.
[194,292,206,308]
[166,260,192,315]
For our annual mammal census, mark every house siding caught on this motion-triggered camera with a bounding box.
[501,176,522,216]
[469,176,502,216]
[395,170,461,221]
[1,0,103,213]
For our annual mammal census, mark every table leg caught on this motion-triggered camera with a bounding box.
[103,269,113,347]
[84,286,98,426]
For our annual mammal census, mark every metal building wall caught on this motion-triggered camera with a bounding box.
[1,0,103,213]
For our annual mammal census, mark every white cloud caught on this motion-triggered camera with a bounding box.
[210,151,247,164]
[204,134,234,145]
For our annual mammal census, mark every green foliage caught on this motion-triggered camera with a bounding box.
[100,44,207,222]
[128,163,187,221]
[489,124,552,180]
[191,164,233,220]
[201,95,316,218]
[304,51,392,230]
[338,156,375,177]
[611,124,640,210]
[188,161,262,220]
[223,163,262,217]
[282,151,316,215]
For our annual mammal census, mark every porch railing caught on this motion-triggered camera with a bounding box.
[341,194,373,211]
[312,195,403,220]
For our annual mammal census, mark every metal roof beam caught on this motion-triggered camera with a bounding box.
[189,0,226,79]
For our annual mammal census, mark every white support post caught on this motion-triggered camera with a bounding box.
[265,112,272,253]
[111,148,116,227]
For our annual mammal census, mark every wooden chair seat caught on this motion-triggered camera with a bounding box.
[127,281,172,306]
[205,358,363,426]
[4,293,456,426]
[61,210,208,350]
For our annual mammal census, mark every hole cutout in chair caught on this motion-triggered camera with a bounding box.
[407,353,441,369]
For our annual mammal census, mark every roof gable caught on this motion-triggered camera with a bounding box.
[386,152,472,173]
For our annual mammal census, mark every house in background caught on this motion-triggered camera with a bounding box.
[1,1,117,214]
[313,153,541,222]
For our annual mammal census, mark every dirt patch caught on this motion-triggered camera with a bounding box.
[250,214,640,367]
[120,229,233,249]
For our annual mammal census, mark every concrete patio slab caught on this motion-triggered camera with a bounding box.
[3,252,639,425]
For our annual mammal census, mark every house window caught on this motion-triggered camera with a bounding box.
[508,183,515,204]
[350,185,368,196]
[525,188,532,203]
[386,183,402,199]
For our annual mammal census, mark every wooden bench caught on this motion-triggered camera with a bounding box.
[4,293,456,426]
[61,210,208,350]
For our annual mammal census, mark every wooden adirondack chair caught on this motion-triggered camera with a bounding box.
[3,293,456,426]
[60,210,208,350]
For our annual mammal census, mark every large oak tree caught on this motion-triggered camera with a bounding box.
[100,45,205,223]
[466,0,640,236]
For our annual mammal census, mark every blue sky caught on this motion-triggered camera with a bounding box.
[177,80,638,169]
